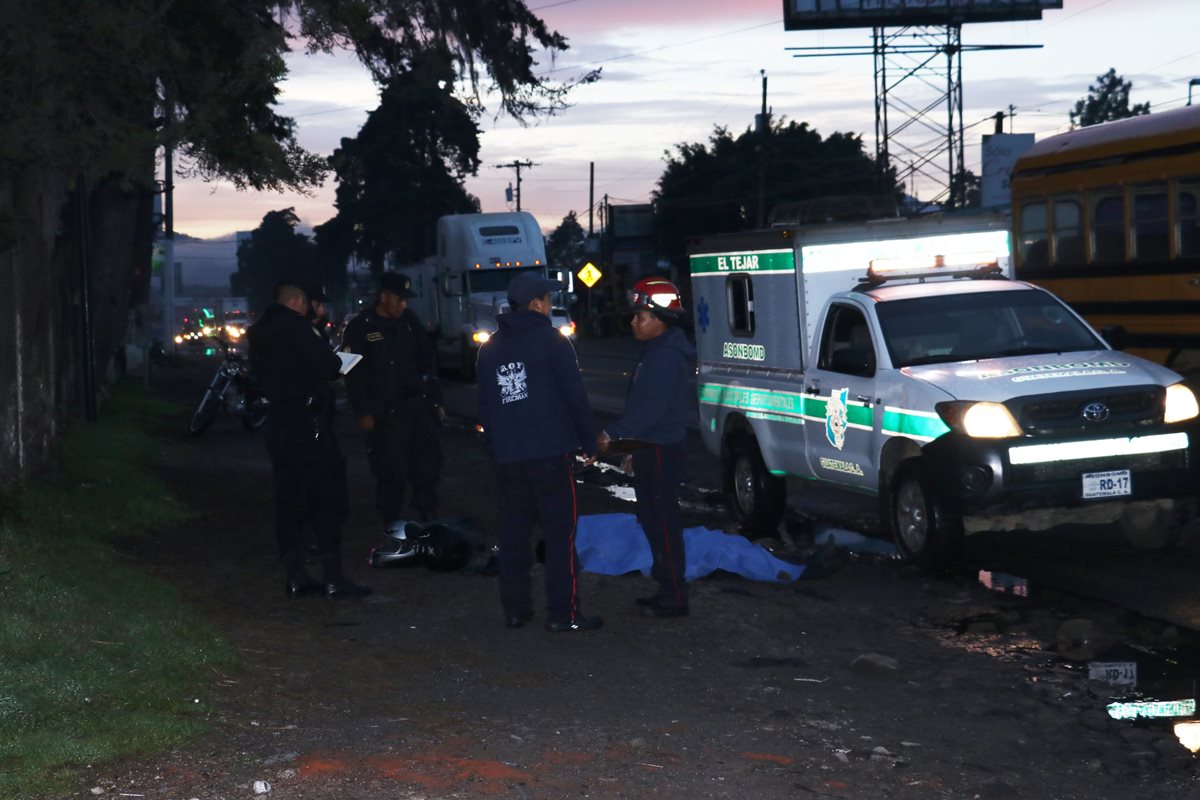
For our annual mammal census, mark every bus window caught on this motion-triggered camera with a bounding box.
[1132,183,1169,260]
[1052,196,1083,265]
[1019,200,1048,268]
[1091,192,1125,263]
[1178,178,1200,258]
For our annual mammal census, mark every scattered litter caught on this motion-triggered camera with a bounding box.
[253,780,272,794]
[794,677,830,683]
[833,750,851,764]
[636,762,664,769]
[89,790,103,797]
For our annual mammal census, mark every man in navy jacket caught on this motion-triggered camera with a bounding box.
[476,272,601,632]
[598,277,695,618]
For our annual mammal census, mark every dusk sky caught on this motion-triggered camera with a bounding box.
[173,0,1200,240]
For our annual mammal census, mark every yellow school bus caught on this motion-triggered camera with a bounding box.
[1010,104,1200,379]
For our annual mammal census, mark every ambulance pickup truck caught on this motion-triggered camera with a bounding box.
[689,214,1200,566]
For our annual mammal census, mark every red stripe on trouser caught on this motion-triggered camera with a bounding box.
[655,446,683,606]
[564,453,580,620]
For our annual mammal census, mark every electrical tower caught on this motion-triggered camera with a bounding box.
[783,1,1059,210]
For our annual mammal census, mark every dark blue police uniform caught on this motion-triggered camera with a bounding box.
[342,301,443,523]
[476,274,599,631]
[604,324,695,615]
[247,297,368,597]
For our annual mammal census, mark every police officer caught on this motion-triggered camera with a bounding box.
[597,277,695,618]
[341,272,444,525]
[476,272,601,632]
[247,279,371,598]
[302,280,335,347]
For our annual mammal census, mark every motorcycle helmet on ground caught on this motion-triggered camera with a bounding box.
[629,277,686,324]
[415,520,478,572]
[369,520,424,567]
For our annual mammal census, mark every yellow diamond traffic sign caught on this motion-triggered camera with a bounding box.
[577,262,603,288]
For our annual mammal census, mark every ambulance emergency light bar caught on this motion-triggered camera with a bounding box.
[801,230,1011,277]
[867,252,1002,283]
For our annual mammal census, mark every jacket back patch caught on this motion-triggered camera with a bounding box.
[497,362,528,404]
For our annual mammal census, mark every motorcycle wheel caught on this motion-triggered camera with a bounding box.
[241,389,269,432]
[188,385,223,435]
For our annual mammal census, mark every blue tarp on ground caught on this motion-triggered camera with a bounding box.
[575,513,805,583]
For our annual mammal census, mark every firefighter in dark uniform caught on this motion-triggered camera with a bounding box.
[598,277,695,618]
[476,272,601,632]
[247,279,371,598]
[341,272,444,525]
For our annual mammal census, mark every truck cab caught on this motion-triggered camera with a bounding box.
[691,215,1200,566]
[396,211,574,380]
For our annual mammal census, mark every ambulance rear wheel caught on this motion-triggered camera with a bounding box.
[891,462,963,569]
[728,437,785,534]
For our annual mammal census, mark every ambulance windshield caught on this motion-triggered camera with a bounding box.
[876,289,1105,367]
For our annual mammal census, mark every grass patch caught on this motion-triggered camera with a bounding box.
[0,381,238,798]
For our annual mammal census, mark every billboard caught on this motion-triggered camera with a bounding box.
[783,0,1062,31]
[980,132,1035,209]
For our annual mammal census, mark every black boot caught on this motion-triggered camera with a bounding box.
[320,553,371,598]
[285,547,321,597]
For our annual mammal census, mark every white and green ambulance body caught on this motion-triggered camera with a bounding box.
[689,214,1200,565]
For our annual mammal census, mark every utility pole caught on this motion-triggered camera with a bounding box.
[588,162,595,236]
[494,159,537,211]
[756,69,770,228]
[163,139,176,356]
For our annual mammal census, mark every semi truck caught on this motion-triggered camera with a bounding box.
[396,211,575,380]
[689,213,1200,566]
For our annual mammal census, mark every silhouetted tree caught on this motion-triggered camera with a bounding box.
[652,120,899,261]
[546,211,587,272]
[1069,68,1151,129]
[230,209,319,313]
[328,50,481,274]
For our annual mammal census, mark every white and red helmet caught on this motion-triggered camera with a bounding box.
[629,277,686,323]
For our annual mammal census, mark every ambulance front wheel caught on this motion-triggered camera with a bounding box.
[728,437,786,533]
[891,462,963,569]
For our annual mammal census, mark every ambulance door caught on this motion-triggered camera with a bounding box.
[802,302,880,492]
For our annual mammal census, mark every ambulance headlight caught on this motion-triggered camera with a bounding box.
[937,401,1022,439]
[471,330,491,344]
[1164,383,1199,424]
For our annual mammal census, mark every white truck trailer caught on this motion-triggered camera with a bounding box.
[397,211,574,380]
[689,213,1200,565]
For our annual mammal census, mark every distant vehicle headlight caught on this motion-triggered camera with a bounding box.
[1164,383,1199,423]
[471,330,491,344]
[558,322,576,338]
[937,401,1022,438]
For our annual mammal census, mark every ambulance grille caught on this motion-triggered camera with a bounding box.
[1009,450,1186,485]
[1015,388,1162,437]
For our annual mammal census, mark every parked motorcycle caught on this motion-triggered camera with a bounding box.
[188,338,269,434]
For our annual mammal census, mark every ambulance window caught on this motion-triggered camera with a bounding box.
[819,304,875,378]
[725,274,755,336]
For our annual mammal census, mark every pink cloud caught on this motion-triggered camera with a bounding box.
[537,0,781,32]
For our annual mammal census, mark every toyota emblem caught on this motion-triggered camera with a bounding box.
[1081,401,1110,422]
